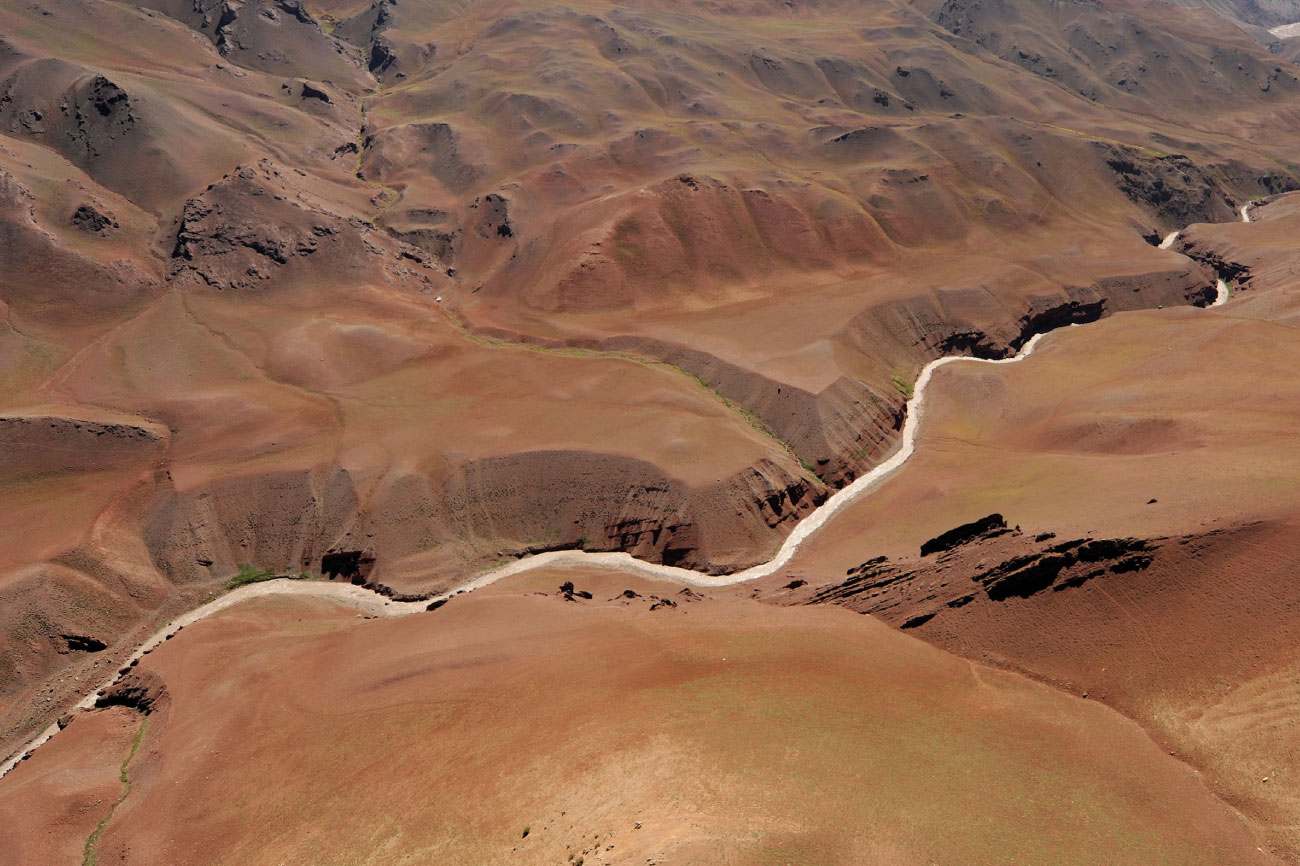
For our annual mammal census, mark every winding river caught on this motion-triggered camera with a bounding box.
[0,206,1253,780]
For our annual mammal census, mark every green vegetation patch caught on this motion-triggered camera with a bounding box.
[224,564,305,590]
[890,368,914,398]
[83,719,148,866]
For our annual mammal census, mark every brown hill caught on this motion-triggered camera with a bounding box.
[0,578,1279,865]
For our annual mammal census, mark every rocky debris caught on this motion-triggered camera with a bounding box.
[385,226,458,266]
[354,580,427,603]
[0,166,35,218]
[901,611,937,629]
[1175,238,1254,289]
[443,451,821,574]
[979,551,1081,601]
[559,581,593,601]
[605,519,700,568]
[806,525,1161,629]
[299,81,332,103]
[610,587,703,610]
[329,0,426,80]
[73,75,136,158]
[471,193,514,239]
[281,78,336,109]
[361,122,484,194]
[502,539,590,559]
[70,203,118,234]
[920,513,1008,556]
[1,414,166,474]
[1013,298,1106,349]
[425,598,448,612]
[367,37,399,76]
[1101,146,1239,227]
[168,162,365,290]
[0,68,137,169]
[94,670,167,715]
[645,589,708,611]
[133,0,363,80]
[58,634,107,654]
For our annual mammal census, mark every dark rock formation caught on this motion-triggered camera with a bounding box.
[558,582,593,601]
[322,549,375,584]
[442,451,822,575]
[70,203,118,234]
[471,193,514,239]
[1175,238,1254,288]
[168,162,367,290]
[806,525,1160,628]
[920,513,1008,556]
[0,67,137,173]
[385,226,458,265]
[1102,146,1239,227]
[94,670,167,715]
[980,552,1078,601]
[59,634,107,653]
[299,81,332,103]
[1012,299,1106,350]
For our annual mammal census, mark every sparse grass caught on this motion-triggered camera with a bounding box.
[439,308,824,485]
[614,242,646,264]
[1265,156,1300,184]
[82,719,147,866]
[313,11,338,34]
[890,369,914,398]
[353,97,402,226]
[1037,121,1169,157]
[223,564,301,590]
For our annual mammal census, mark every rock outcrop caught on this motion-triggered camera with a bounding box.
[805,521,1160,628]
[442,451,822,574]
[93,669,168,715]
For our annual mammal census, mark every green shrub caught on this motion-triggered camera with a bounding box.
[224,564,280,590]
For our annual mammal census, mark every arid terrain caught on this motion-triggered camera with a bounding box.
[3,0,1300,862]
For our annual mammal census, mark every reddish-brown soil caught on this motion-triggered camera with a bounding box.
[0,705,143,865]
[0,580,1279,865]
[761,238,1300,856]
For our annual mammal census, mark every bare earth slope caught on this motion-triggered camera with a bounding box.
[0,579,1279,866]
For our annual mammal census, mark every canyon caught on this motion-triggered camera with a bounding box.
[4,0,1300,862]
